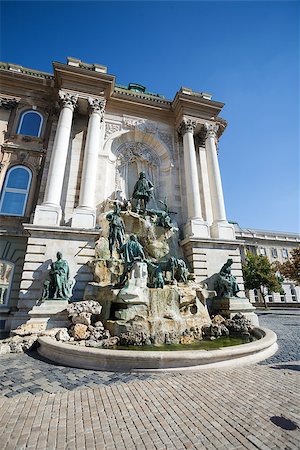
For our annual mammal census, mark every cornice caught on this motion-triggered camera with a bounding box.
[172,91,225,128]
[53,62,115,99]
[0,62,53,80]
[112,87,172,110]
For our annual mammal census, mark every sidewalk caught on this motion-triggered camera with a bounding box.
[1,310,299,449]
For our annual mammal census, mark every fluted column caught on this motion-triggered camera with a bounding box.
[180,119,209,238]
[33,91,78,226]
[72,97,106,228]
[205,123,235,240]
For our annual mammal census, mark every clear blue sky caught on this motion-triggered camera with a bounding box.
[1,0,299,232]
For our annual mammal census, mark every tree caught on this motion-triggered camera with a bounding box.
[275,248,300,285]
[242,252,283,309]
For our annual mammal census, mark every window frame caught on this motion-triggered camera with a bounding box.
[17,110,44,137]
[290,286,297,302]
[0,165,32,216]
[0,260,15,308]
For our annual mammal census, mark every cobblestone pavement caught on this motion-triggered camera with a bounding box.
[0,309,299,449]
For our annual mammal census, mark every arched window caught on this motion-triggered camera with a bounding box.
[0,261,14,306]
[0,166,32,216]
[17,110,43,137]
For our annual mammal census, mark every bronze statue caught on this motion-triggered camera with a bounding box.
[215,258,240,297]
[117,235,145,286]
[47,252,72,300]
[132,171,154,212]
[168,257,189,283]
[146,260,165,289]
[106,204,125,258]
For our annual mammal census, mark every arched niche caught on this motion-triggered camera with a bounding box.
[103,129,174,207]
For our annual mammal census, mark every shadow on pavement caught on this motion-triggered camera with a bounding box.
[270,416,299,430]
[269,364,300,372]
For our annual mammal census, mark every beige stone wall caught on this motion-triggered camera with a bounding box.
[0,235,27,331]
[11,226,99,329]
[181,239,245,294]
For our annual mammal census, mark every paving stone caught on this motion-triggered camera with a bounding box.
[0,309,300,449]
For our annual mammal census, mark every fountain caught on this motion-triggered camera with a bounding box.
[34,173,278,370]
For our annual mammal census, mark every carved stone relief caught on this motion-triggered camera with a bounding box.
[105,122,122,140]
[114,142,160,200]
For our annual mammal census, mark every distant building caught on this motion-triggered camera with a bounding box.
[0,58,298,335]
[234,224,300,304]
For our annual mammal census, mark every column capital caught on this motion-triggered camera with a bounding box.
[179,119,197,135]
[204,122,219,140]
[58,91,78,111]
[88,97,106,120]
[0,97,18,110]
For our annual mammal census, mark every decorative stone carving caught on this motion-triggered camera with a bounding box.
[204,123,219,140]
[122,117,157,134]
[58,91,78,111]
[116,142,160,167]
[88,97,106,120]
[115,142,160,196]
[143,121,157,134]
[0,97,18,110]
[105,122,122,139]
[123,117,145,129]
[158,131,174,155]
[179,119,197,135]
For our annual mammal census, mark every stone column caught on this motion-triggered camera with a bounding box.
[198,145,213,225]
[205,123,235,240]
[180,119,209,238]
[72,97,106,228]
[34,91,78,226]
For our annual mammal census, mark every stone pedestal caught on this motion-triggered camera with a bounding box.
[210,221,235,240]
[117,262,149,304]
[207,296,258,326]
[33,204,62,226]
[71,207,96,229]
[27,300,70,332]
[184,219,210,239]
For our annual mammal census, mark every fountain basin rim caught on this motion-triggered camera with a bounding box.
[37,327,277,372]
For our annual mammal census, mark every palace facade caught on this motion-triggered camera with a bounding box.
[0,57,298,334]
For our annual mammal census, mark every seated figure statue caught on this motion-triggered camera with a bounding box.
[42,252,73,301]
[215,258,240,298]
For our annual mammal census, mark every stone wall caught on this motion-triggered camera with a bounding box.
[0,235,28,333]
[11,225,99,329]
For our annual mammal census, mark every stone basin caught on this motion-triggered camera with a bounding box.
[37,327,277,372]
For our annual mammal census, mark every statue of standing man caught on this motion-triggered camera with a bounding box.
[116,235,145,286]
[106,204,125,258]
[132,171,154,212]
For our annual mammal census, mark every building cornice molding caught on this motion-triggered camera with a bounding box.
[53,62,115,100]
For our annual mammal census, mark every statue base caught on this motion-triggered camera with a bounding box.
[207,296,258,326]
[24,300,70,333]
[33,204,62,226]
[71,207,96,229]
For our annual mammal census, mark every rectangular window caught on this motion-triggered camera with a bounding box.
[271,248,278,258]
[282,249,288,258]
[259,248,266,256]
